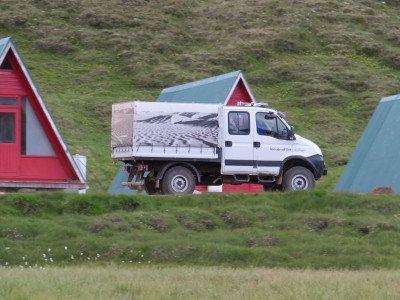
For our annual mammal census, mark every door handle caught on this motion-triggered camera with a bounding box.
[225,141,232,147]
[254,141,260,148]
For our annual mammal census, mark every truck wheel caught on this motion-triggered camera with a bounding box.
[161,166,196,195]
[283,167,315,191]
[144,177,160,195]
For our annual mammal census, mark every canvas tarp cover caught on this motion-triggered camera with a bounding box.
[111,101,219,161]
[111,101,134,149]
[335,94,400,193]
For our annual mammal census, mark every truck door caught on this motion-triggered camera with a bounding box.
[253,112,293,175]
[220,108,255,174]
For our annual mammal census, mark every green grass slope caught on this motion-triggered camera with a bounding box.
[1,0,400,191]
[1,191,400,269]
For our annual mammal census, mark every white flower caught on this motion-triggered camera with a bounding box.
[64,246,68,251]
[71,255,74,260]
[49,258,53,263]
[42,254,46,258]
[48,248,51,252]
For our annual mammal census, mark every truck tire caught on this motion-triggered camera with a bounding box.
[144,177,160,195]
[283,166,315,191]
[161,166,196,195]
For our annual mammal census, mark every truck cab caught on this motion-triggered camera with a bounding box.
[219,104,326,191]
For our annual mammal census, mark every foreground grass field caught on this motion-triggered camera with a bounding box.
[1,191,400,269]
[1,265,400,300]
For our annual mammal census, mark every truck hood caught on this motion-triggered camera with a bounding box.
[294,134,323,156]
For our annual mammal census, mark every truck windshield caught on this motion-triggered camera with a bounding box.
[256,112,289,139]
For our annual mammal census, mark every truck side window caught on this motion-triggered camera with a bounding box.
[276,118,289,139]
[256,112,289,139]
[228,112,250,135]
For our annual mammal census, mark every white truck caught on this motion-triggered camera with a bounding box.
[111,101,327,194]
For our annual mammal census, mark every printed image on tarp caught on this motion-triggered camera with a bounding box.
[135,110,218,147]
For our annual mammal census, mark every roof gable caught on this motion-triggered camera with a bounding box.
[0,37,86,185]
[157,70,256,105]
[0,37,12,65]
[335,94,400,193]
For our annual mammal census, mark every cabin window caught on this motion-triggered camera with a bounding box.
[0,97,17,106]
[256,112,289,140]
[0,58,13,70]
[228,112,250,135]
[0,112,15,143]
[21,97,55,156]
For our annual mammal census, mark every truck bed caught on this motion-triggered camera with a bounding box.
[111,101,220,161]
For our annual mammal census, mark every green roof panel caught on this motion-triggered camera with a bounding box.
[335,94,400,193]
[158,71,241,104]
[0,37,11,62]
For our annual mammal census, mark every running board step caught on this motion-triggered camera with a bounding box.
[257,175,276,183]
[233,175,250,182]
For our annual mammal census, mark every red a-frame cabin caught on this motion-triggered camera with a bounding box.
[0,37,86,192]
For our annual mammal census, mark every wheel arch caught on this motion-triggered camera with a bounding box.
[281,156,317,178]
[156,162,201,183]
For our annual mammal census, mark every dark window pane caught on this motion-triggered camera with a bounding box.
[0,113,15,143]
[0,58,13,70]
[228,112,250,135]
[0,98,17,106]
[21,97,26,154]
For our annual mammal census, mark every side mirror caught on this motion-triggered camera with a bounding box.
[289,126,296,140]
[265,112,276,120]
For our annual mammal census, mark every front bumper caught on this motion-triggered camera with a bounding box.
[308,154,327,179]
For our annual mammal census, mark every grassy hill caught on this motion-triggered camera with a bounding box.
[1,0,400,191]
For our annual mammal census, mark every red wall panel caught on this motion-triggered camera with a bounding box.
[19,157,72,181]
[0,71,25,93]
[226,80,252,106]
